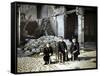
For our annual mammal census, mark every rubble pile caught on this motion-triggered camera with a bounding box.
[19,35,71,56]
[24,36,60,53]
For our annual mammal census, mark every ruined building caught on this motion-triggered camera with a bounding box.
[17,4,97,48]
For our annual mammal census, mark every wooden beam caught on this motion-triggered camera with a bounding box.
[66,9,76,14]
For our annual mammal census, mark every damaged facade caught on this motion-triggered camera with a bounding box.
[17,4,97,55]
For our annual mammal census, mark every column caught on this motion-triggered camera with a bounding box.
[64,9,68,39]
[57,15,64,38]
[55,6,66,38]
[18,6,21,45]
[76,7,84,48]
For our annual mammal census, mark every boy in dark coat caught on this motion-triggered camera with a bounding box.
[58,37,68,62]
[43,43,53,65]
[70,38,80,61]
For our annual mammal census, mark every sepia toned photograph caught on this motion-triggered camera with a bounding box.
[11,2,97,73]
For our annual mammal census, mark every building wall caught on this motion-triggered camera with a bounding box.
[20,5,37,21]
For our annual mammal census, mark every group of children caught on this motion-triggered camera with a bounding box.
[43,36,80,65]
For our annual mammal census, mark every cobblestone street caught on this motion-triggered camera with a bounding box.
[17,49,96,73]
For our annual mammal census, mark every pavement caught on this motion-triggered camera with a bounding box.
[17,49,97,73]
